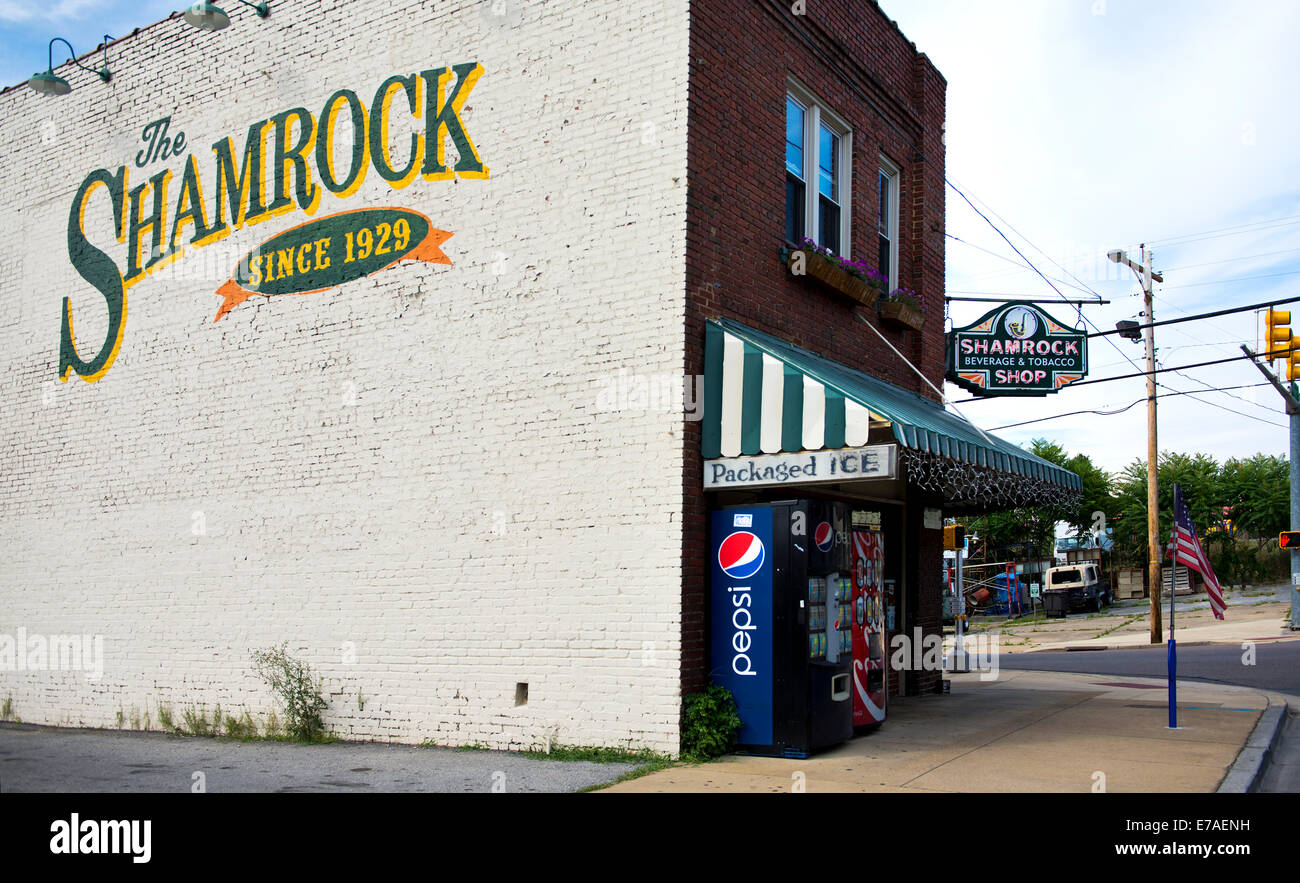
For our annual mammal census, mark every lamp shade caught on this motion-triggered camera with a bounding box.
[28,71,72,95]
[183,2,232,31]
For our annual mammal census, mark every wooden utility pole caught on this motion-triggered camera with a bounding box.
[1109,245,1165,643]
[1141,245,1163,644]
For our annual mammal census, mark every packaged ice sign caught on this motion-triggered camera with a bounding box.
[214,208,451,321]
[703,445,897,490]
[946,302,1088,397]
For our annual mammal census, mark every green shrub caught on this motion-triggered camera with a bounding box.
[250,643,329,742]
[680,684,742,760]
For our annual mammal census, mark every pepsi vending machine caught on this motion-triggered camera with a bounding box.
[711,501,854,758]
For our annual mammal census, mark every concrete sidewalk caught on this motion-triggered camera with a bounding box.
[602,670,1283,793]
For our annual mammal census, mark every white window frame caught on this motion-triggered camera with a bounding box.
[786,81,852,256]
[878,156,901,292]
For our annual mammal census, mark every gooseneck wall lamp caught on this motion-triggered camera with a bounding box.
[183,1,271,32]
[28,36,113,96]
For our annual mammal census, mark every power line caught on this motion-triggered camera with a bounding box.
[1165,368,1279,417]
[1147,214,1300,248]
[767,0,1290,438]
[947,180,1099,312]
[958,346,1298,394]
[766,15,1270,443]
[987,384,1271,431]
[944,184,1293,427]
[1151,379,1285,428]
[956,364,1287,429]
[1163,245,1300,273]
[945,233,1099,297]
[1154,269,1300,291]
[1088,340,1246,372]
[1086,294,1300,339]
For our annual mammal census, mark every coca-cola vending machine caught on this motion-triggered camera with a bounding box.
[851,528,887,727]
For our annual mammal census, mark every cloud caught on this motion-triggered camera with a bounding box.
[879,0,1300,473]
[0,0,102,24]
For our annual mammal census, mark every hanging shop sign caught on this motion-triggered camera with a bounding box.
[946,303,1088,397]
[704,445,897,490]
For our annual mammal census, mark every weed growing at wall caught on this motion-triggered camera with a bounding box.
[222,711,258,740]
[250,643,329,742]
[181,706,212,736]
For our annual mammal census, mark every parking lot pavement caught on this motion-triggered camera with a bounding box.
[960,584,1294,653]
[0,723,641,793]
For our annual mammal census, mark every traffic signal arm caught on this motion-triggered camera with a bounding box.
[1242,345,1300,415]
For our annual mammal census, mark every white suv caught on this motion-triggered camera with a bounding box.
[1045,563,1109,612]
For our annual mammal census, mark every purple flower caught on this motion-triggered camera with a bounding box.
[884,287,924,312]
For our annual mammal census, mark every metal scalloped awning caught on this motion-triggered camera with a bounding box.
[702,318,1081,492]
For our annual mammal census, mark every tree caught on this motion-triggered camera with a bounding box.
[963,439,1111,562]
[1110,452,1221,568]
[1110,459,1151,568]
[1220,454,1289,540]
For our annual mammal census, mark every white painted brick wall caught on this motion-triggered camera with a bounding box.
[0,0,690,754]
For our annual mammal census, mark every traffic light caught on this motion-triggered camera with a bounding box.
[1280,531,1300,549]
[943,524,966,551]
[1265,308,1292,359]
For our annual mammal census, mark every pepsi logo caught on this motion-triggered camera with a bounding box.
[814,521,834,553]
[718,531,766,580]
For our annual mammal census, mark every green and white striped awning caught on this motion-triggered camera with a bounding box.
[701,318,1081,491]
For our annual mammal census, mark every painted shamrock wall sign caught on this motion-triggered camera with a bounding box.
[946,302,1088,396]
[59,63,488,383]
[215,208,451,321]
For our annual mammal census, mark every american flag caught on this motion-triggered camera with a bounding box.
[1166,483,1226,620]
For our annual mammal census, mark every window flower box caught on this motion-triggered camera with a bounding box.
[878,301,924,331]
[784,243,882,310]
[878,288,925,331]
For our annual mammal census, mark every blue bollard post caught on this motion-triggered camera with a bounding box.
[1167,637,1177,729]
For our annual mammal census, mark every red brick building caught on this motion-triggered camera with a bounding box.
[683,0,1078,705]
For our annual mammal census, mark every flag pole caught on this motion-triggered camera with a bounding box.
[1168,486,1178,730]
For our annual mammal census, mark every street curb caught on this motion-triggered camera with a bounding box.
[1021,636,1300,654]
[1216,699,1289,793]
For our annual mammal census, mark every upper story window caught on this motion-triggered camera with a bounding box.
[878,158,900,291]
[785,86,851,255]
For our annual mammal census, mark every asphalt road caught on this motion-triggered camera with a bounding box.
[999,640,1300,695]
[0,724,641,793]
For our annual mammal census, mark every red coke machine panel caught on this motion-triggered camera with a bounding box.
[851,528,887,727]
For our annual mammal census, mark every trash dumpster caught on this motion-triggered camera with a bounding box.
[1042,589,1069,619]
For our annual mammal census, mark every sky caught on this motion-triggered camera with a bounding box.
[0,1,178,90]
[3,0,1299,480]
[878,0,1300,477]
